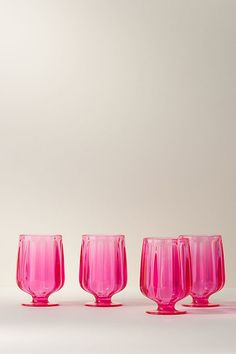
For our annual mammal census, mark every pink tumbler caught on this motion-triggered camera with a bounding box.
[179,235,225,307]
[79,234,127,307]
[17,235,65,307]
[140,237,191,315]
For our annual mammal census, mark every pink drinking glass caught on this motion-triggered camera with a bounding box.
[79,234,127,307]
[16,235,65,307]
[179,235,225,307]
[140,237,192,315]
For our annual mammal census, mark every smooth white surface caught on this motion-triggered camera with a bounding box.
[0,287,235,353]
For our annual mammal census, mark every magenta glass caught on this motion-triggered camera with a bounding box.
[79,235,127,307]
[140,238,192,315]
[16,235,65,307]
[179,235,225,307]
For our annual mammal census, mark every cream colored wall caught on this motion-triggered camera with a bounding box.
[0,0,235,288]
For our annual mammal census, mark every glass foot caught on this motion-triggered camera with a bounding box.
[22,303,59,307]
[85,302,122,307]
[146,309,187,315]
[182,303,219,308]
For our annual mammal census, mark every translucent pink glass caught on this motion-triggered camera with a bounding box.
[16,235,65,307]
[179,235,225,307]
[140,237,192,315]
[79,234,127,307]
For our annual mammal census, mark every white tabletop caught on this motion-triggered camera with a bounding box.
[0,287,235,354]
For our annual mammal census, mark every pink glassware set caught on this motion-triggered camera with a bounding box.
[16,234,225,315]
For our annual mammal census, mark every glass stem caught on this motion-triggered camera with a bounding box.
[95,297,112,305]
[158,304,176,313]
[192,297,209,306]
[32,296,49,305]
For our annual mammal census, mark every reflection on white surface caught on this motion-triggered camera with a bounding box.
[0,288,236,354]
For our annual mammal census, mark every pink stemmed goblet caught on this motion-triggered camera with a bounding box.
[179,235,225,307]
[17,235,65,307]
[79,234,127,307]
[140,237,192,315]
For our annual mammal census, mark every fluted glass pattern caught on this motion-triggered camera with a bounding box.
[16,235,65,306]
[179,235,225,307]
[79,235,127,307]
[140,237,191,315]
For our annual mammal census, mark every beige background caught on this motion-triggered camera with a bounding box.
[0,0,235,289]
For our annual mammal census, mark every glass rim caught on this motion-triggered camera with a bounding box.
[143,237,181,242]
[82,234,125,239]
[19,234,62,239]
[179,234,222,239]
